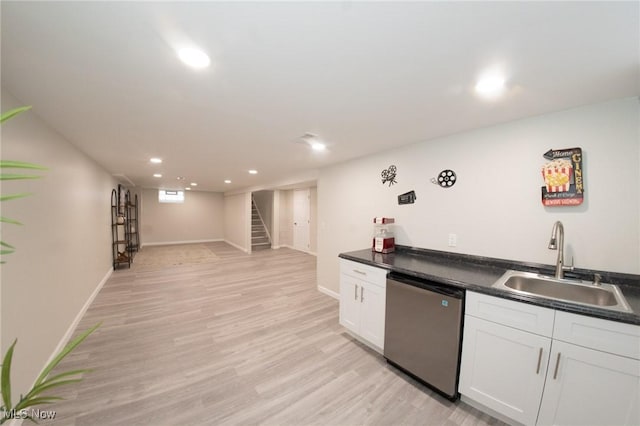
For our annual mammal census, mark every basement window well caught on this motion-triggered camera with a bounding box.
[158,190,185,203]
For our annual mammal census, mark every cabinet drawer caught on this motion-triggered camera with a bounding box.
[340,259,387,286]
[553,310,640,360]
[466,291,555,337]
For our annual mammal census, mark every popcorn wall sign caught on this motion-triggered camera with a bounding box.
[541,147,584,206]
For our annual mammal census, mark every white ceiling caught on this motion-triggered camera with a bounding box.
[2,1,638,193]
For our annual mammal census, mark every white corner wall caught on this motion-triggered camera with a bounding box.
[140,188,224,245]
[309,187,318,254]
[278,190,294,247]
[318,97,640,293]
[224,192,251,252]
[1,88,116,396]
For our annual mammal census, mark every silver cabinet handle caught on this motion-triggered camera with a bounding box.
[354,285,358,300]
[536,348,543,374]
[553,352,561,380]
[361,286,364,302]
[353,269,367,276]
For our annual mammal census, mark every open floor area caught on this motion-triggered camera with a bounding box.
[47,243,503,426]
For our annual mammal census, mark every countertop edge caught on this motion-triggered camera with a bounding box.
[339,251,640,326]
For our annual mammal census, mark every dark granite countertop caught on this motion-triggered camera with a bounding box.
[339,246,640,326]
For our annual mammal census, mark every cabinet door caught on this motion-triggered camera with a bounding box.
[339,275,360,334]
[358,281,385,349]
[538,340,640,426]
[459,316,551,426]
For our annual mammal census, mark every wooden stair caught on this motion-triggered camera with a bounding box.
[251,199,271,251]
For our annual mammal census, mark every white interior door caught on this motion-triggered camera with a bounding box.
[293,189,310,252]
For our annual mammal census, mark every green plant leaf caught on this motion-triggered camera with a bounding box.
[0,193,33,202]
[0,250,15,256]
[0,217,23,226]
[1,340,17,410]
[25,369,91,398]
[0,106,31,124]
[0,161,46,170]
[0,242,15,249]
[38,369,90,385]
[33,323,100,388]
[0,174,41,181]
[12,396,62,411]
[23,379,83,402]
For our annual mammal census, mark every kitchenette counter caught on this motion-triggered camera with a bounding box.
[339,246,640,325]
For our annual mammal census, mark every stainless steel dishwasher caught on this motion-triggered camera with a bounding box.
[384,273,464,400]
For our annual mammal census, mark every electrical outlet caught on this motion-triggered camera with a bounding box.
[448,233,457,247]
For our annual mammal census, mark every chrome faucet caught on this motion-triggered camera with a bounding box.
[548,221,573,279]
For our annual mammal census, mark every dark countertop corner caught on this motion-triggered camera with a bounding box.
[339,246,640,326]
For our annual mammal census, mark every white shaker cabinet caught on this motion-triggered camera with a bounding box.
[339,259,387,352]
[459,292,555,425]
[537,311,640,426]
[460,292,640,426]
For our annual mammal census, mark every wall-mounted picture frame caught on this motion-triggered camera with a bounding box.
[541,147,584,206]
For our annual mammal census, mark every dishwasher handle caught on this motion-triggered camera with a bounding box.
[388,273,464,299]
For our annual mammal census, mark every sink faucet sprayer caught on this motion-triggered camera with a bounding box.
[548,221,573,279]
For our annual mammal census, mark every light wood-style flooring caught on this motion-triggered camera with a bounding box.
[47,242,504,425]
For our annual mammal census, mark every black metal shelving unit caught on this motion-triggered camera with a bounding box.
[111,188,131,269]
[126,191,139,256]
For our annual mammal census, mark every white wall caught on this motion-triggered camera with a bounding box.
[224,192,251,252]
[318,97,640,293]
[310,187,317,254]
[275,188,318,253]
[140,189,224,245]
[278,190,294,247]
[1,88,116,396]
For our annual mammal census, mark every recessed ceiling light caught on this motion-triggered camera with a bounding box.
[475,70,506,99]
[190,182,198,186]
[224,180,231,184]
[178,47,210,69]
[248,170,258,175]
[300,133,327,151]
[185,187,191,191]
[153,173,162,178]
[176,176,185,180]
[150,158,162,164]
[311,142,326,151]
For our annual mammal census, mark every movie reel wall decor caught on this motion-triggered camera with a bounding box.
[431,169,457,188]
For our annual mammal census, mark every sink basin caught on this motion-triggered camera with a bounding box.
[492,270,632,313]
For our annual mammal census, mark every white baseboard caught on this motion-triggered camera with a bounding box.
[141,239,223,248]
[318,285,339,300]
[224,239,249,253]
[279,244,317,256]
[42,267,112,366]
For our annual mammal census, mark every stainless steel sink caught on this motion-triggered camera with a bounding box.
[492,270,632,313]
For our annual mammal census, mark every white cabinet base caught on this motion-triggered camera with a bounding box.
[460,291,640,426]
[459,315,550,426]
[461,395,527,426]
[537,340,640,426]
[338,259,386,353]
